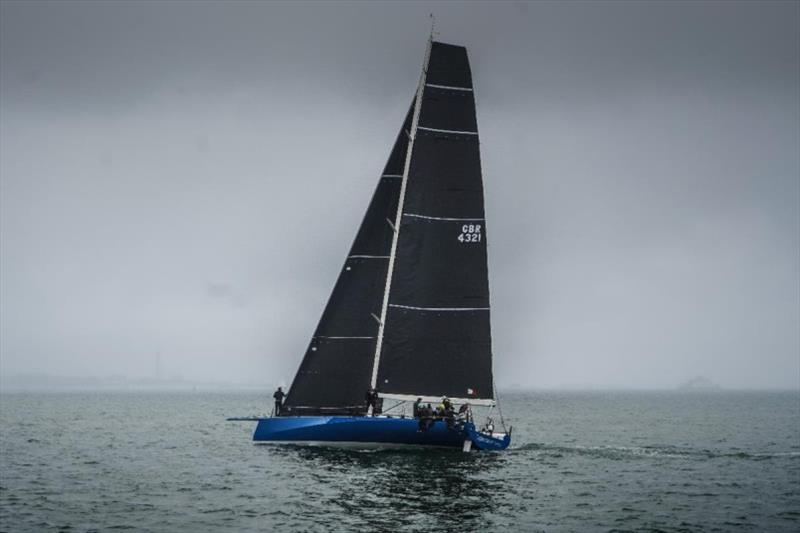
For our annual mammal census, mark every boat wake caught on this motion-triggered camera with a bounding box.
[513,443,800,461]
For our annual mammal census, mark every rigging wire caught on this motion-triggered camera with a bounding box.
[382,400,406,414]
[493,378,507,432]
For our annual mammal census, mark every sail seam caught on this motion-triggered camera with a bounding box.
[389,304,490,312]
[315,336,375,339]
[425,83,473,92]
[370,39,433,392]
[404,213,485,222]
[417,126,478,135]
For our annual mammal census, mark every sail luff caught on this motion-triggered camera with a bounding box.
[369,38,433,390]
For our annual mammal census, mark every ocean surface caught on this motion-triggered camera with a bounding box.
[1,391,798,532]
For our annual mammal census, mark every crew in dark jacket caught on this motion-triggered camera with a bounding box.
[273,387,285,416]
[365,387,379,415]
[418,403,435,432]
[413,397,423,418]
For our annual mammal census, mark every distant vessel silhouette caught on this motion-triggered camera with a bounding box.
[678,376,721,391]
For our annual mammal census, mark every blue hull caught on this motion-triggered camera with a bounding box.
[252,416,510,451]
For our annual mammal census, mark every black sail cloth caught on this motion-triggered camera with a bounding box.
[282,101,414,416]
[284,40,495,414]
[376,42,494,402]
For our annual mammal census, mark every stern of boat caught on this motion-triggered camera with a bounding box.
[463,422,512,451]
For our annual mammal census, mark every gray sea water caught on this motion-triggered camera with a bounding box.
[1,391,798,532]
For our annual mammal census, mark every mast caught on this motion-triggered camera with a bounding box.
[369,38,433,391]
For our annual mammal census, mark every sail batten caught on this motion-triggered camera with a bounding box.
[404,213,485,222]
[388,304,490,312]
[417,126,478,135]
[425,83,473,92]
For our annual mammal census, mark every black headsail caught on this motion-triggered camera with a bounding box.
[282,101,415,416]
[373,41,495,405]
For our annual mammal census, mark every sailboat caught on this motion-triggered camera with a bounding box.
[232,38,511,451]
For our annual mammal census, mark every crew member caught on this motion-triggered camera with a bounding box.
[425,403,434,430]
[413,397,423,418]
[437,397,452,419]
[373,391,383,416]
[443,397,453,412]
[273,387,285,416]
[443,398,455,428]
[418,403,432,432]
[365,387,379,415]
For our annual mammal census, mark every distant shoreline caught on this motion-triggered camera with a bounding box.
[2,385,797,394]
[2,373,797,394]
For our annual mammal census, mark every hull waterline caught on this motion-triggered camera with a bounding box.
[251,416,510,451]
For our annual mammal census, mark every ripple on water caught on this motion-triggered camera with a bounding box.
[1,391,798,531]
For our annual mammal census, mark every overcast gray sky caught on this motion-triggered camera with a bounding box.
[1,1,798,390]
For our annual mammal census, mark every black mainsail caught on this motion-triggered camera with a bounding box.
[373,41,494,405]
[284,40,494,415]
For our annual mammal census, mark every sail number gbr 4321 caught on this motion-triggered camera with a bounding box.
[458,224,482,244]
